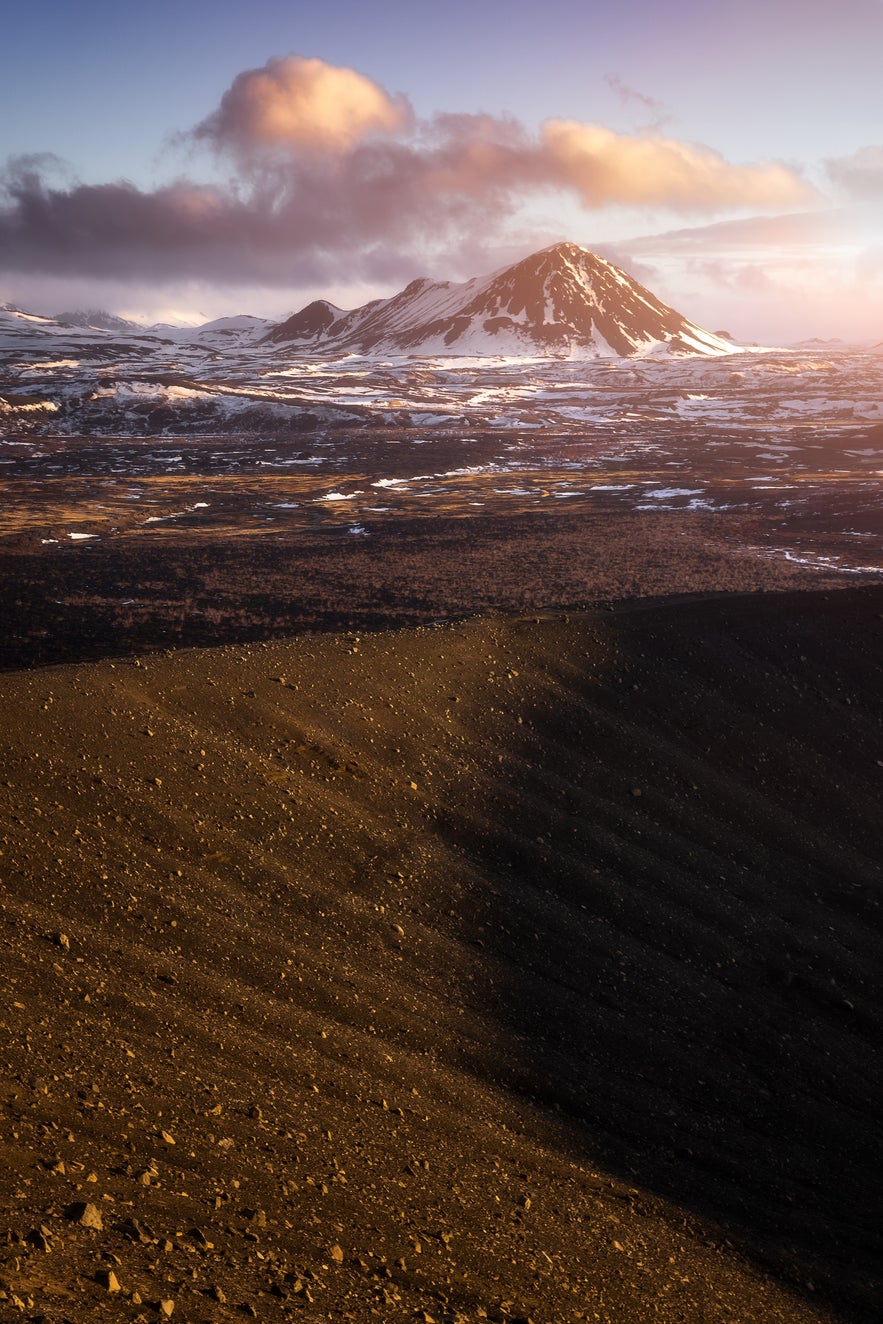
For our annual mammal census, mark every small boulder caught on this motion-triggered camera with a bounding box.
[65,1201,103,1230]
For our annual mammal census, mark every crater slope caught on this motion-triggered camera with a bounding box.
[1,587,881,1322]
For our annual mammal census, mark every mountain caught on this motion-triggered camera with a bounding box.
[269,298,344,343]
[790,337,846,348]
[0,303,274,355]
[265,242,737,358]
[190,314,274,345]
[157,314,274,345]
[55,308,143,333]
[6,247,738,360]
[1,304,67,334]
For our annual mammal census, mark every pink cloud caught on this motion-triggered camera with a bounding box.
[624,210,849,254]
[192,55,412,158]
[542,121,815,212]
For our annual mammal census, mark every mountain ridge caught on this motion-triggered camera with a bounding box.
[55,308,144,333]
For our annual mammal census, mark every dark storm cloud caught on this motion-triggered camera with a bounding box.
[1,118,549,288]
[0,146,499,287]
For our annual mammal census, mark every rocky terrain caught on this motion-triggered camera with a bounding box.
[1,585,882,1323]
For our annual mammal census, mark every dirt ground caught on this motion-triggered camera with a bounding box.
[1,584,881,1322]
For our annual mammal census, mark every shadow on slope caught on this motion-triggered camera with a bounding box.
[447,587,883,1321]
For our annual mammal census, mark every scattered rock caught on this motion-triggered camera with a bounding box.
[65,1201,103,1230]
[330,1243,344,1263]
[116,1218,152,1243]
[96,1268,121,1292]
[26,1226,52,1253]
[158,1299,175,1317]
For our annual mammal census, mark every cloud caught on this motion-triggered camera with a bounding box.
[827,145,883,199]
[0,158,274,281]
[685,258,779,293]
[602,75,668,131]
[603,74,665,118]
[191,55,412,159]
[0,139,508,289]
[542,121,814,212]
[623,210,851,255]
[0,56,817,294]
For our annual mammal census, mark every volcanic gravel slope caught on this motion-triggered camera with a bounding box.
[1,587,881,1323]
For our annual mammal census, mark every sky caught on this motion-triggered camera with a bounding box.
[1,0,882,342]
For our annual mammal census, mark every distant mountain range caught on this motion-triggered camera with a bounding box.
[51,309,273,344]
[1,244,739,359]
[265,242,737,358]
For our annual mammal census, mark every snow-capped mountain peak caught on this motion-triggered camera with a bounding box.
[264,242,737,358]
